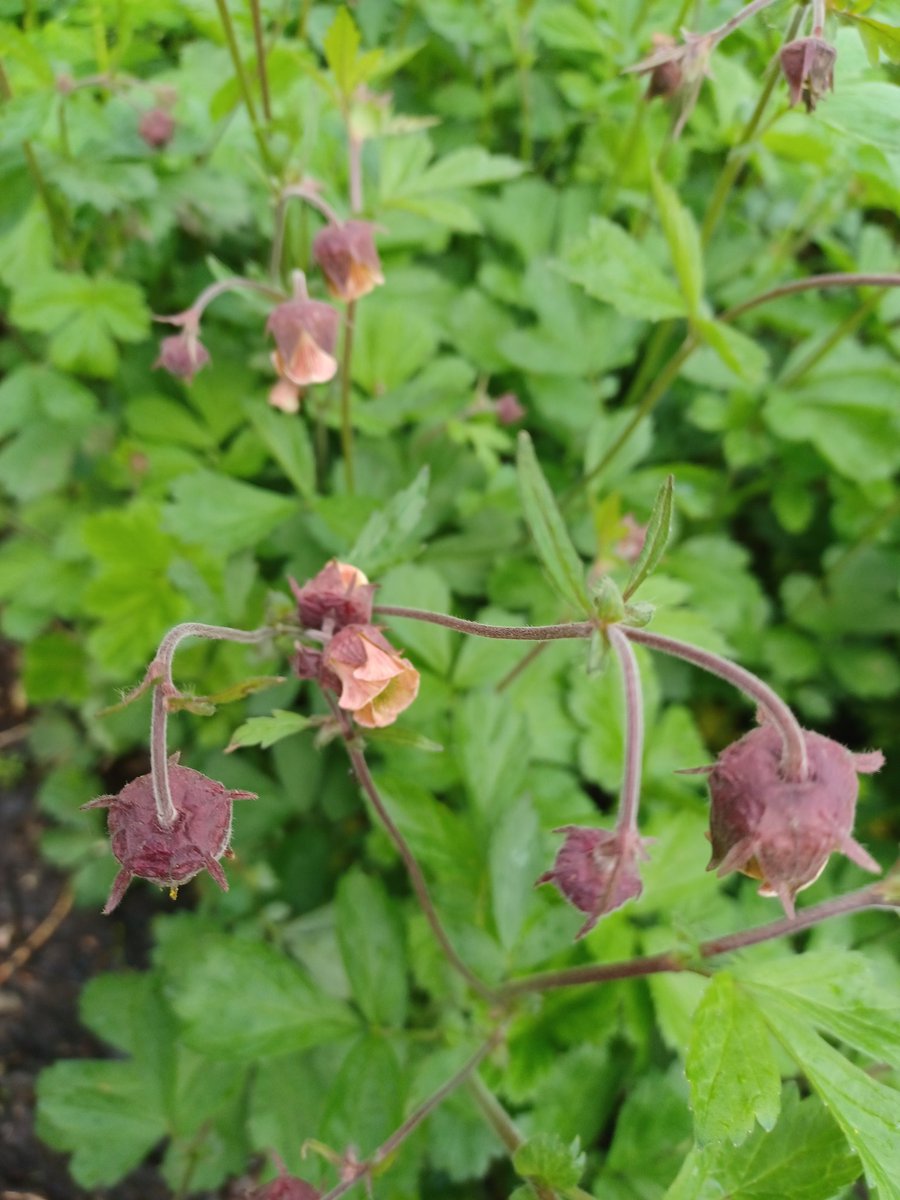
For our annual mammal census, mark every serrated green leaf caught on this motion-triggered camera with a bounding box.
[489,792,542,950]
[623,474,674,600]
[697,319,770,386]
[227,709,314,751]
[686,974,781,1146]
[650,169,705,319]
[336,869,408,1027]
[759,998,900,1199]
[323,6,362,99]
[164,470,296,554]
[558,217,687,321]
[347,466,429,575]
[166,936,358,1059]
[513,1131,586,1191]
[516,431,590,611]
[836,11,900,64]
[249,405,315,497]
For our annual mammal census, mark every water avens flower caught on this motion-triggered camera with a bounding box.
[138,107,176,149]
[267,297,340,386]
[83,759,255,914]
[703,723,882,915]
[154,331,210,382]
[537,825,652,938]
[290,560,375,631]
[312,220,384,303]
[780,37,836,111]
[322,624,419,728]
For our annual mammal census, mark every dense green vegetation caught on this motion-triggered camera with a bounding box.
[1,1,898,1197]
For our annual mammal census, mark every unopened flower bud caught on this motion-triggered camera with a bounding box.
[780,37,836,112]
[290,560,375,631]
[322,624,419,728]
[139,107,176,149]
[269,378,301,413]
[494,392,525,425]
[537,825,651,938]
[645,33,683,99]
[154,332,210,382]
[312,221,384,303]
[82,759,255,914]
[267,299,340,386]
[704,724,882,915]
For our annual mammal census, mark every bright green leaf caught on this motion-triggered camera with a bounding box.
[164,471,297,554]
[623,474,674,600]
[513,1131,586,1191]
[651,169,705,318]
[336,869,408,1027]
[227,710,314,751]
[347,466,430,575]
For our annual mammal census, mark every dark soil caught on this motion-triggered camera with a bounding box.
[0,642,250,1200]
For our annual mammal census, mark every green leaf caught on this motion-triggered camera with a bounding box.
[10,271,149,378]
[455,690,530,820]
[378,563,452,675]
[558,217,687,321]
[513,1132,586,1191]
[166,936,358,1059]
[696,319,770,386]
[489,792,542,950]
[758,998,900,1198]
[227,710,314,751]
[516,431,591,612]
[837,11,900,64]
[164,470,296,554]
[665,1086,860,1200]
[323,6,362,99]
[623,474,674,600]
[347,466,430,575]
[336,869,408,1027]
[686,974,781,1146]
[248,406,315,496]
[650,169,705,319]
[321,1034,404,1155]
[407,146,524,194]
[739,951,900,1070]
[36,1060,168,1187]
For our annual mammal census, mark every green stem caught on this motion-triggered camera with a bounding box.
[214,0,276,175]
[779,288,884,387]
[700,2,807,246]
[248,0,272,121]
[91,0,110,72]
[339,300,357,494]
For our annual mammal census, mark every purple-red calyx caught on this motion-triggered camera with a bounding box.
[138,107,176,149]
[290,560,375,631]
[267,297,340,386]
[83,758,255,914]
[780,37,836,112]
[537,825,652,938]
[312,220,384,303]
[154,331,210,382]
[702,723,882,916]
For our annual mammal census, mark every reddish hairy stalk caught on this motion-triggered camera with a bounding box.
[608,625,644,832]
[374,605,594,641]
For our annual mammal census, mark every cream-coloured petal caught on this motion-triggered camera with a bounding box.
[284,332,338,386]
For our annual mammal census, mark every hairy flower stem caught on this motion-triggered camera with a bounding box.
[147,623,276,828]
[701,1,806,246]
[623,626,808,781]
[467,1077,569,1200]
[248,0,272,121]
[498,883,897,998]
[213,0,276,176]
[328,697,495,1001]
[374,606,595,641]
[811,0,825,37]
[156,276,286,329]
[608,626,644,831]
[339,300,357,493]
[719,272,900,322]
[318,1029,504,1200]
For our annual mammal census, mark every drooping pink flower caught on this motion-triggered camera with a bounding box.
[290,560,375,631]
[83,759,255,914]
[312,221,384,303]
[139,107,176,149]
[154,331,210,382]
[268,377,301,413]
[703,723,882,915]
[780,37,836,112]
[322,623,419,728]
[267,298,340,386]
[537,825,652,938]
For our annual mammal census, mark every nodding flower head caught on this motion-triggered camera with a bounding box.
[154,331,210,383]
[138,107,176,149]
[780,37,836,112]
[83,758,255,914]
[322,623,419,729]
[537,825,652,939]
[703,723,882,916]
[643,33,684,99]
[290,560,375,632]
[267,298,340,387]
[312,220,384,303]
